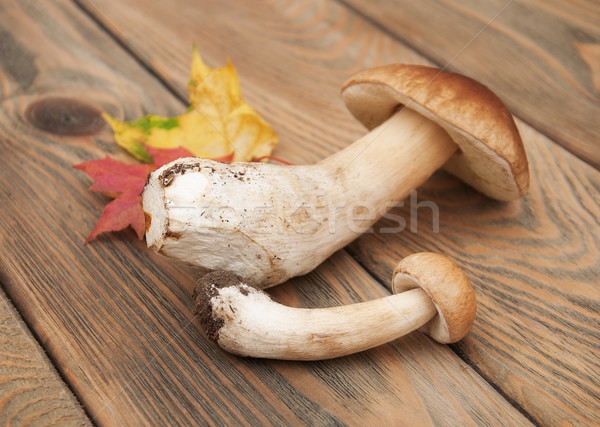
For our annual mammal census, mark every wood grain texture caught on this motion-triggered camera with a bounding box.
[75,0,600,424]
[0,0,530,425]
[339,0,600,168]
[0,288,90,426]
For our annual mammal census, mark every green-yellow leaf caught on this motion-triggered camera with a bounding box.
[104,47,278,163]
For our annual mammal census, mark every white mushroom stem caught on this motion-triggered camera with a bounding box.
[144,107,457,287]
[200,280,436,360]
[145,64,529,288]
[194,253,477,361]
[317,106,457,212]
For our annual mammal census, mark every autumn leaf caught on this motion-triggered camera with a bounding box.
[74,146,196,242]
[103,47,277,163]
[84,192,145,243]
[73,157,154,198]
[144,145,200,167]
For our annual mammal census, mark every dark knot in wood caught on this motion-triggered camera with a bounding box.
[25,97,104,136]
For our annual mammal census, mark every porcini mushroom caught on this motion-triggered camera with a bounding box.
[193,252,476,360]
[144,64,529,287]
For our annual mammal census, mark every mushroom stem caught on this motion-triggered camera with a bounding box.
[144,64,528,288]
[144,108,456,287]
[320,107,457,212]
[194,253,477,361]
[202,284,435,360]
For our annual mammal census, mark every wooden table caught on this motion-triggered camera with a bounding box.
[0,0,598,424]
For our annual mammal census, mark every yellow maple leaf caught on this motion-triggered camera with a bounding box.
[103,47,278,163]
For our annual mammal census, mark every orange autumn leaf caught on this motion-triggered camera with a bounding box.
[103,47,278,163]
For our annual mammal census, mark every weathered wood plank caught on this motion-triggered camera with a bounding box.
[75,0,600,424]
[340,0,600,168]
[0,0,530,424]
[0,287,91,426]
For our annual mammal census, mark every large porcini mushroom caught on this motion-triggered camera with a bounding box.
[193,252,476,360]
[144,64,529,287]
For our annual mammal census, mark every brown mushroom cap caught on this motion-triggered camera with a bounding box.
[342,64,529,201]
[392,252,476,344]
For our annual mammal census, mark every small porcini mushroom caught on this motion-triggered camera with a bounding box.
[144,64,529,287]
[193,252,476,360]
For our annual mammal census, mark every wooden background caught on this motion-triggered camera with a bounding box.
[0,0,598,425]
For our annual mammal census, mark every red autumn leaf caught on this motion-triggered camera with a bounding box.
[84,191,145,243]
[211,152,235,163]
[144,145,197,166]
[74,146,202,243]
[73,157,155,197]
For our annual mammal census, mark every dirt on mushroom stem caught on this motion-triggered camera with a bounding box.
[194,271,252,341]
